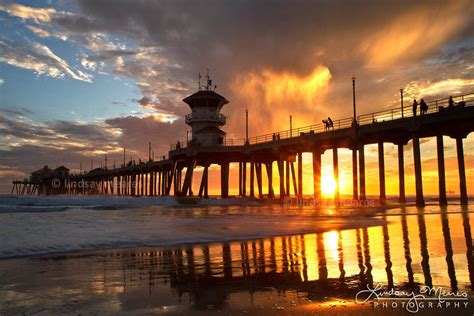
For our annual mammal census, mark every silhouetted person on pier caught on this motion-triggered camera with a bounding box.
[277,133,280,140]
[420,99,428,114]
[328,117,334,129]
[272,133,276,141]
[322,119,328,130]
[449,96,455,108]
[176,140,181,149]
[412,99,418,117]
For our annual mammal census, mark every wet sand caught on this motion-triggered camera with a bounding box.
[1,207,474,315]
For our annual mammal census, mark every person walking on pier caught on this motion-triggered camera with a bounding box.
[449,96,455,108]
[328,117,334,129]
[420,99,428,114]
[412,99,418,117]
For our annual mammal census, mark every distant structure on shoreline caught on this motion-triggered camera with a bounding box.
[13,165,70,195]
[11,76,474,207]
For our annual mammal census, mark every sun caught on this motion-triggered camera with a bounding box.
[321,175,336,197]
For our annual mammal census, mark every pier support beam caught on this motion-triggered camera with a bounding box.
[250,161,255,198]
[238,162,243,196]
[256,163,263,198]
[124,175,128,195]
[198,166,209,198]
[266,162,274,198]
[437,135,448,205]
[333,148,339,201]
[290,162,297,196]
[278,159,285,199]
[242,161,247,197]
[398,144,406,204]
[285,160,290,196]
[132,174,136,196]
[312,150,321,199]
[181,161,195,196]
[149,172,153,196]
[221,162,230,198]
[456,137,468,205]
[378,142,386,205]
[352,146,358,200]
[204,168,208,198]
[413,135,425,206]
[161,171,167,196]
[298,152,303,198]
[359,143,366,201]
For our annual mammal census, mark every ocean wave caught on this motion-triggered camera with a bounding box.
[0,195,261,210]
[0,208,385,259]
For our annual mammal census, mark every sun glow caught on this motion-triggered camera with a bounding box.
[321,174,336,197]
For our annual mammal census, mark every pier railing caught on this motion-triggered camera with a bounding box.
[170,92,474,150]
[357,92,474,125]
[248,92,474,145]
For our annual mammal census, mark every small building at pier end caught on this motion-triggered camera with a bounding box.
[183,73,228,147]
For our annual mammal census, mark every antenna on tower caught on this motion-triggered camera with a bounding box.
[198,72,202,91]
[206,68,212,91]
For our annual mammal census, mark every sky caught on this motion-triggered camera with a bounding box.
[0,0,473,196]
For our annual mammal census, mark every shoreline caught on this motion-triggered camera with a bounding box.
[0,215,386,260]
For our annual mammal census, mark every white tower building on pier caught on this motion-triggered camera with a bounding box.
[183,73,228,147]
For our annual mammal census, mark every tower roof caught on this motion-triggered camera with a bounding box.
[182,90,229,109]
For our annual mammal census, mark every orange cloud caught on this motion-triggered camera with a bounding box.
[230,66,332,134]
[360,0,472,67]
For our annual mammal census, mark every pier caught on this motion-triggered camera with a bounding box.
[12,90,474,206]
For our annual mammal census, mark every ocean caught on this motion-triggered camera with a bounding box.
[0,196,473,315]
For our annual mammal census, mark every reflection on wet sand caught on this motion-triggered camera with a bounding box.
[1,208,474,314]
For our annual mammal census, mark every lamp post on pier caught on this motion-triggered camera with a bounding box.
[290,115,293,137]
[245,109,249,145]
[352,75,357,123]
[400,88,404,118]
[351,75,359,200]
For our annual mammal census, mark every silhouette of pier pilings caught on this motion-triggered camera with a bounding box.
[13,93,474,206]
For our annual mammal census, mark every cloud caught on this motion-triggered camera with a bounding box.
[359,0,473,67]
[404,78,474,99]
[230,66,332,133]
[0,108,187,191]
[25,25,50,37]
[0,2,56,23]
[44,0,471,130]
[25,25,68,41]
[0,40,93,82]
